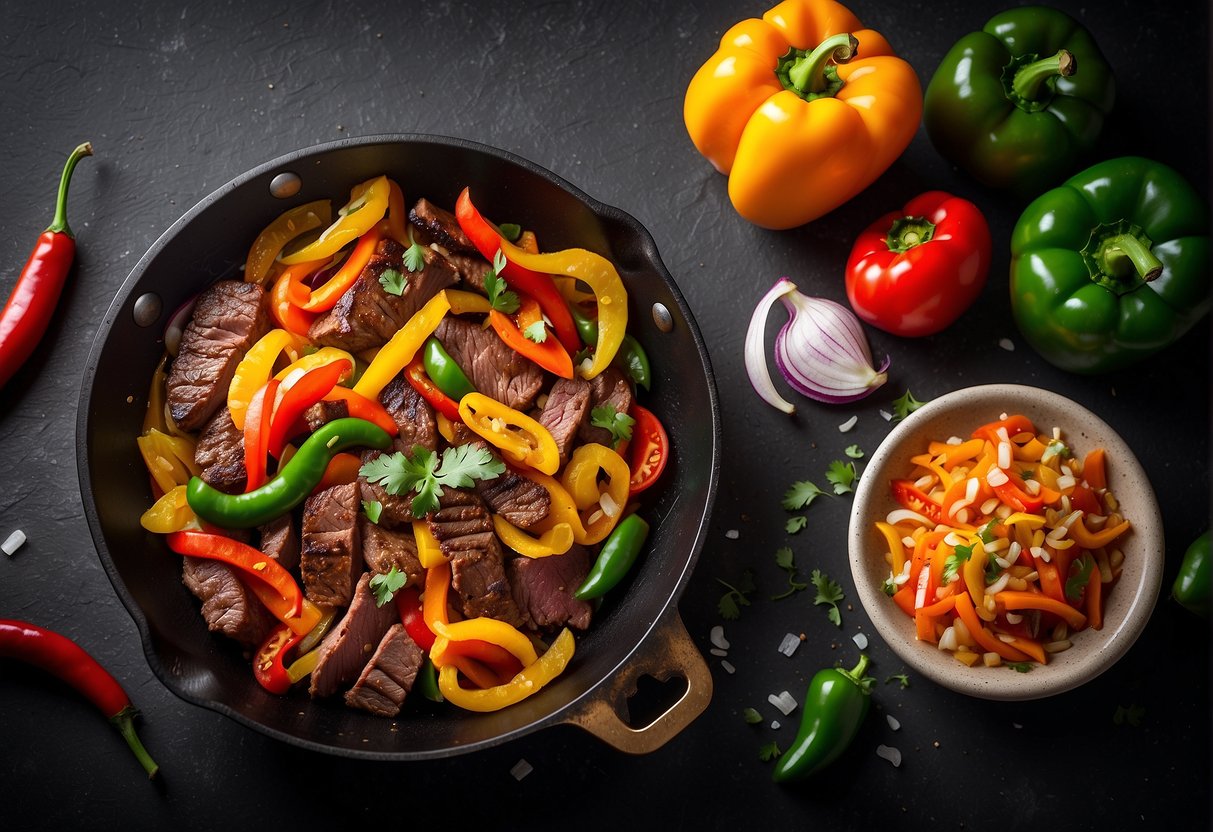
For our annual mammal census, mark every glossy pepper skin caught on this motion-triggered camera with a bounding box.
[845,191,991,337]
[773,654,872,783]
[574,513,650,600]
[684,0,921,229]
[1172,531,1210,618]
[1010,156,1210,374]
[923,6,1114,197]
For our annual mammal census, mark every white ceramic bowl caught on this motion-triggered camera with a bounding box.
[848,384,1163,700]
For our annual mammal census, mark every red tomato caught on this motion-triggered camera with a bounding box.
[845,191,991,337]
[628,404,669,494]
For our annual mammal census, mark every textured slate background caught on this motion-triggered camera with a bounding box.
[0,1,1208,829]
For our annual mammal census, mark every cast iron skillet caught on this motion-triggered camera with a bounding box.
[76,135,720,759]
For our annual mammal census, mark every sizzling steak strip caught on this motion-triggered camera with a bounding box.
[344,624,424,717]
[508,544,594,631]
[181,556,276,649]
[476,463,551,531]
[428,488,524,627]
[578,367,635,447]
[194,406,247,494]
[538,377,591,465]
[379,376,437,454]
[433,317,544,411]
[360,518,423,586]
[309,572,398,699]
[258,514,300,572]
[301,482,363,608]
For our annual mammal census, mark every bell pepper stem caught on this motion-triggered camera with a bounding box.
[109,706,160,779]
[1011,49,1075,103]
[1102,233,1163,282]
[788,33,859,94]
[47,142,94,237]
[886,217,936,253]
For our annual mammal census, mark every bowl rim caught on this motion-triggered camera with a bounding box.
[847,383,1164,701]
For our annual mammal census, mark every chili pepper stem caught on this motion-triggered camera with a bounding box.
[1011,49,1075,103]
[109,706,160,779]
[1100,233,1164,282]
[47,142,94,237]
[839,653,871,686]
[885,216,936,252]
[788,33,859,94]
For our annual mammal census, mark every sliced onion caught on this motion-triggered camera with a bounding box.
[774,289,889,404]
[164,294,199,357]
[744,278,798,414]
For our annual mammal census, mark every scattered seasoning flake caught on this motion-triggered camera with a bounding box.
[838,415,858,432]
[742,707,763,725]
[724,529,740,540]
[768,691,797,716]
[2,530,26,556]
[998,338,1015,351]
[710,625,730,651]
[852,633,868,650]
[876,745,902,767]
[720,660,736,674]
[510,759,533,781]
[887,715,901,731]
[777,633,801,657]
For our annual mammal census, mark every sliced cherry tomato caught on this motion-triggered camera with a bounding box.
[628,404,669,494]
[890,479,943,524]
[253,623,304,695]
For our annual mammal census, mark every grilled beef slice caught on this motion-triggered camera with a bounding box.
[508,544,594,631]
[539,377,591,465]
[303,399,349,432]
[356,378,438,528]
[475,453,551,531]
[166,280,268,431]
[427,488,523,626]
[258,514,300,572]
[181,556,276,648]
[360,517,423,586]
[309,572,398,699]
[433,317,544,411]
[194,406,246,493]
[344,624,424,717]
[301,482,363,608]
[578,368,635,447]
[408,199,492,293]
[308,238,457,352]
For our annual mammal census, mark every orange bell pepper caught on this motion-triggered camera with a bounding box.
[683,0,921,229]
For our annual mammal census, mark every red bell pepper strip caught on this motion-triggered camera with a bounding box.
[441,638,524,686]
[628,403,669,494]
[321,386,400,436]
[453,187,581,354]
[404,356,462,422]
[0,618,159,779]
[290,226,383,312]
[252,623,304,695]
[243,378,279,492]
[488,294,575,379]
[395,587,436,651]
[266,359,352,458]
[890,479,943,524]
[972,414,1037,444]
[992,471,1059,513]
[0,142,92,392]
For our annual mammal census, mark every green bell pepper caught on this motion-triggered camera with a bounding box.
[1172,531,1210,618]
[1009,156,1210,374]
[773,654,873,783]
[573,513,650,600]
[422,336,476,402]
[924,6,1115,197]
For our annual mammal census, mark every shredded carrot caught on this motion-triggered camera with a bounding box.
[994,590,1088,630]
[1004,636,1047,664]
[954,592,1030,662]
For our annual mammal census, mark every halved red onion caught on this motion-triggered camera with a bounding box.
[163,294,199,357]
[744,278,798,414]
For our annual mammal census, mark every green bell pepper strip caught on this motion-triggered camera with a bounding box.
[422,336,476,402]
[1172,531,1210,618]
[923,5,1115,197]
[186,417,391,528]
[415,657,443,703]
[1010,156,1210,374]
[568,306,651,391]
[773,654,873,783]
[573,514,650,600]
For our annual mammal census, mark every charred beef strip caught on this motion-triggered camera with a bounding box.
[344,624,424,717]
[360,518,423,586]
[309,572,398,699]
[258,514,300,572]
[428,488,524,626]
[301,482,363,608]
[308,238,456,353]
[578,367,635,447]
[357,378,438,528]
[303,399,349,432]
[194,406,246,494]
[181,556,276,649]
[166,280,269,431]
[539,377,591,465]
[433,317,544,411]
[508,544,594,631]
[474,448,551,531]
[408,198,493,293]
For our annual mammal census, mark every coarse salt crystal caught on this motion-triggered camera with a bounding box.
[838,415,858,432]
[720,660,735,674]
[876,745,902,767]
[724,529,740,540]
[880,410,893,421]
[769,691,797,716]
[710,648,728,657]
[710,625,730,651]
[510,759,533,781]
[998,338,1015,351]
[777,633,800,657]
[852,633,868,650]
[887,715,901,731]
[2,530,26,557]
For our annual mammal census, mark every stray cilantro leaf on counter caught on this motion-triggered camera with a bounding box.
[942,543,973,585]
[378,268,406,296]
[826,460,857,495]
[785,516,807,535]
[885,673,910,689]
[891,390,927,422]
[484,251,520,314]
[497,222,522,241]
[771,547,808,600]
[362,500,384,525]
[359,444,505,517]
[1006,662,1035,673]
[523,321,548,343]
[844,444,864,459]
[811,569,844,627]
[1113,703,1145,727]
[717,569,756,620]
[742,708,763,725]
[783,480,825,510]
[758,741,783,762]
[369,566,407,607]
[590,405,635,448]
[403,229,428,273]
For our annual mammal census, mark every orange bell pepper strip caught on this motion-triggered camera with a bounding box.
[682,0,921,229]
[414,521,446,569]
[1082,448,1107,491]
[1037,555,1066,604]
[993,590,1088,631]
[488,294,575,379]
[422,561,452,633]
[320,386,399,437]
[311,452,362,493]
[971,413,1036,445]
[384,179,409,245]
[1003,636,1048,665]
[436,627,575,713]
[1069,517,1131,550]
[290,225,383,312]
[953,591,1030,662]
[270,263,321,337]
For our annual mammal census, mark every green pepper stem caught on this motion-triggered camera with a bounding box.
[1011,50,1075,103]
[1102,233,1163,282]
[110,707,160,779]
[47,142,94,237]
[845,653,870,682]
[886,217,936,253]
[788,33,859,94]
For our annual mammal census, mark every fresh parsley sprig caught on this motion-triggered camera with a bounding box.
[362,500,384,524]
[717,569,756,620]
[358,444,505,517]
[403,228,428,273]
[369,566,407,607]
[785,516,807,535]
[770,547,809,600]
[1065,553,1096,601]
[484,249,520,314]
[825,460,857,495]
[782,480,825,510]
[378,268,406,296]
[942,543,973,585]
[523,320,548,343]
[811,569,844,627]
[891,389,927,422]
[758,741,783,762]
[590,404,635,448]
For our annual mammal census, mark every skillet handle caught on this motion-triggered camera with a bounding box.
[562,610,712,754]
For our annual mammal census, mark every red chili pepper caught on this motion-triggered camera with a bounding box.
[404,356,462,422]
[488,294,575,379]
[453,187,581,354]
[890,479,943,524]
[0,143,93,391]
[845,191,991,337]
[394,587,436,651]
[0,618,159,778]
[266,359,351,458]
[628,403,669,495]
[252,623,304,695]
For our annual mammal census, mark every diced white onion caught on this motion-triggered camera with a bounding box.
[980,497,1000,515]
[1025,479,1041,495]
[998,441,1012,470]
[998,338,1015,351]
[986,468,1009,487]
[2,530,26,556]
[725,529,739,539]
[710,625,730,651]
[777,633,800,657]
[887,715,901,731]
[510,759,533,781]
[769,691,797,716]
[876,745,902,767]
[838,415,858,432]
[1056,475,1076,491]
[599,491,621,519]
[986,573,1010,595]
[709,648,728,657]
[852,633,868,650]
[946,436,963,445]
[721,660,736,674]
[887,509,931,526]
[1005,612,1023,625]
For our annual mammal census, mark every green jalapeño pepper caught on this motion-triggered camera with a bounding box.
[422,336,476,402]
[569,306,651,391]
[1172,531,1210,618]
[574,513,650,600]
[773,654,873,784]
[1010,156,1210,374]
[187,417,391,528]
[924,6,1115,197]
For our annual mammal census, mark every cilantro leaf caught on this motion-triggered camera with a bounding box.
[403,229,427,273]
[844,444,864,459]
[1065,553,1096,602]
[881,576,896,596]
[885,673,910,689]
[742,707,763,725]
[362,500,384,525]
[484,268,520,314]
[891,390,927,423]
[985,553,1005,584]
[497,222,522,242]
[523,320,548,343]
[978,519,1000,545]
[810,569,844,627]
[716,571,755,620]
[826,460,857,495]
[774,546,794,570]
[785,516,807,535]
[758,741,782,762]
[590,405,635,449]
[432,443,506,490]
[378,268,406,296]
[359,444,504,517]
[1005,662,1035,673]
[369,566,407,607]
[359,446,435,498]
[771,547,808,600]
[782,480,825,510]
[942,543,973,584]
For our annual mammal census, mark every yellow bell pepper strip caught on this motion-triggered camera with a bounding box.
[493,514,574,558]
[414,520,446,568]
[244,199,331,286]
[437,627,575,713]
[683,0,922,229]
[353,289,451,400]
[561,443,631,545]
[458,392,560,475]
[136,429,200,495]
[444,288,493,316]
[139,485,198,533]
[290,225,383,312]
[875,521,906,576]
[384,179,409,245]
[272,346,356,386]
[430,618,539,668]
[513,468,592,543]
[269,262,322,337]
[279,175,390,265]
[227,329,304,431]
[142,354,170,434]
